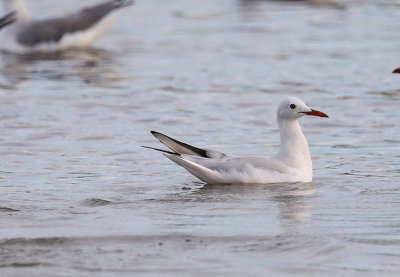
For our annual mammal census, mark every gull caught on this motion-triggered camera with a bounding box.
[144,97,329,185]
[0,0,133,52]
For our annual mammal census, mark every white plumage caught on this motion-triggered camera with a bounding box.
[146,97,329,185]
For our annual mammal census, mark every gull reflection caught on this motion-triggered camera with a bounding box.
[267,182,314,221]
[238,0,345,15]
[196,181,315,234]
[0,48,122,89]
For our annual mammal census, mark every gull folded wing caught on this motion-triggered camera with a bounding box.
[150,131,226,158]
[16,0,133,47]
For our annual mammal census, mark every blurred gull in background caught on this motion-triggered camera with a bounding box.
[0,0,133,52]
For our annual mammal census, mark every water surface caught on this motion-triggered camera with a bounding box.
[1,0,400,276]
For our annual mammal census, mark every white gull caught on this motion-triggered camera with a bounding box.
[145,97,329,185]
[0,0,132,52]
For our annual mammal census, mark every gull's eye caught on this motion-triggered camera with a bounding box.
[290,104,296,109]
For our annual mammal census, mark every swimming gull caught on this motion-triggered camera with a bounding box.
[0,0,133,52]
[144,97,329,185]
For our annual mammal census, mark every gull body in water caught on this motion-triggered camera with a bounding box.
[145,97,329,185]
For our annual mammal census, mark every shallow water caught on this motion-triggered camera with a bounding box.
[1,0,400,276]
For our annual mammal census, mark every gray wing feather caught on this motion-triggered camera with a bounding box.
[17,0,132,46]
[165,154,292,185]
[183,155,290,174]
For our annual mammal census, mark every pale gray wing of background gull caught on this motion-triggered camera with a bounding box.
[0,10,16,30]
[16,0,133,47]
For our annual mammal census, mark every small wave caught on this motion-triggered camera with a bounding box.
[0,237,67,247]
[0,206,19,212]
[332,144,360,149]
[0,262,43,268]
[79,198,113,207]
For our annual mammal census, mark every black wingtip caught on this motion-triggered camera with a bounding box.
[148,130,210,158]
[114,0,133,9]
[3,11,17,19]
[0,10,17,30]
[393,68,400,74]
[150,130,163,138]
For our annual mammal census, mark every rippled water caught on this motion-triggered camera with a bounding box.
[1,0,400,276]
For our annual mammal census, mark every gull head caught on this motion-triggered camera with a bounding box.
[277,97,329,120]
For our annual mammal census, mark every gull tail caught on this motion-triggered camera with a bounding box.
[163,154,223,185]
[145,131,229,184]
[0,11,17,30]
